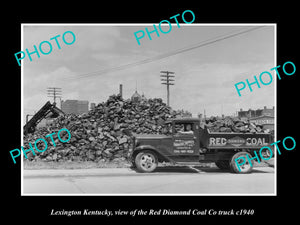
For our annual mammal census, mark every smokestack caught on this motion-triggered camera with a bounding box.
[119,84,123,98]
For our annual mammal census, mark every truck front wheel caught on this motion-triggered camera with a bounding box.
[135,150,158,173]
[230,152,253,174]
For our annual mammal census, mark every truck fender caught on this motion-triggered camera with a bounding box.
[132,145,173,163]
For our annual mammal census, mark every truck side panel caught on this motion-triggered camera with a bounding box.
[200,128,272,149]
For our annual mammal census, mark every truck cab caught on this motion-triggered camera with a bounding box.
[131,117,272,174]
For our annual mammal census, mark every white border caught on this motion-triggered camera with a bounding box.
[21,25,24,195]
[21,23,277,196]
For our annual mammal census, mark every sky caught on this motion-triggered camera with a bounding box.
[22,24,275,120]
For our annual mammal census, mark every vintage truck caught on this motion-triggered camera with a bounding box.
[130,117,273,173]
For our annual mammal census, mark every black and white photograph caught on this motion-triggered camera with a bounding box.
[4,4,298,224]
[21,24,276,195]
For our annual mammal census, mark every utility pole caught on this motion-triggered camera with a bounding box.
[47,87,62,105]
[160,71,175,106]
[119,84,123,98]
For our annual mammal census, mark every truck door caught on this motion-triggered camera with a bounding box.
[173,122,199,156]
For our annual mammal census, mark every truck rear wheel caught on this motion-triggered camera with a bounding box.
[215,160,230,170]
[135,150,158,173]
[230,152,253,174]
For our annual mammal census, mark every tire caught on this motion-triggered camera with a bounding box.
[135,150,158,173]
[230,151,253,174]
[215,160,230,170]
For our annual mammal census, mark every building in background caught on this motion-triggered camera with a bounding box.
[131,90,147,103]
[261,106,274,116]
[141,93,147,102]
[238,106,275,131]
[249,115,274,130]
[131,90,142,102]
[238,106,274,119]
[61,100,89,115]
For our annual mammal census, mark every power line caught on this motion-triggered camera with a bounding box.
[64,26,266,80]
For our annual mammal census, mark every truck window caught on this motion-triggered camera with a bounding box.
[174,123,194,135]
[162,123,173,135]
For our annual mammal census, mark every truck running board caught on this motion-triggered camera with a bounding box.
[176,162,203,165]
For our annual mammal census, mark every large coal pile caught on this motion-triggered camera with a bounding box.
[23,94,178,162]
[23,94,272,163]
